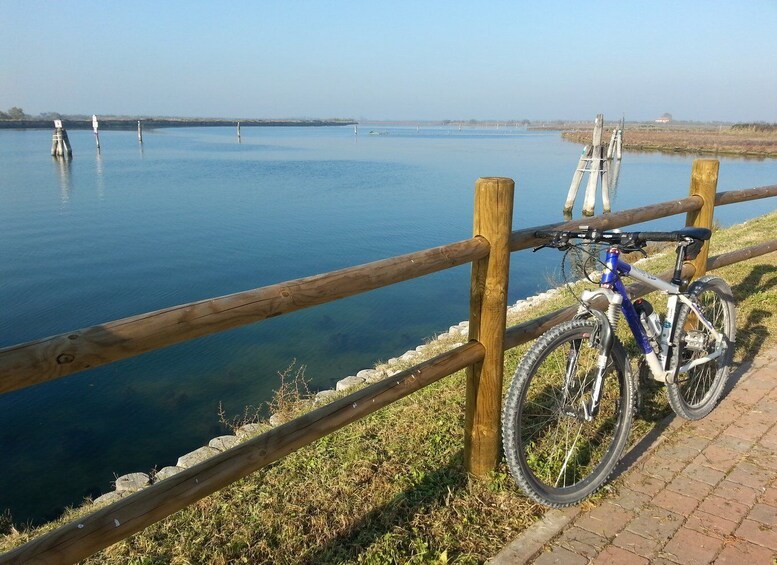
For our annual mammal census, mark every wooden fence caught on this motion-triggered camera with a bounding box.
[1,159,777,563]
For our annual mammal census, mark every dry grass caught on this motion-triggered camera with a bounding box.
[2,211,776,563]
[562,125,777,158]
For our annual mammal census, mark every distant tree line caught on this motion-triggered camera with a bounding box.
[731,122,777,132]
[0,107,29,119]
[0,107,66,120]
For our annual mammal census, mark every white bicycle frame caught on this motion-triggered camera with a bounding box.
[580,258,725,384]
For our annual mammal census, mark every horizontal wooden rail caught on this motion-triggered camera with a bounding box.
[0,238,489,395]
[715,184,777,206]
[0,341,485,565]
[509,196,702,252]
[707,239,777,270]
[509,186,777,253]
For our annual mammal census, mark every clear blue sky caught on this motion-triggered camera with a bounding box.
[2,0,776,122]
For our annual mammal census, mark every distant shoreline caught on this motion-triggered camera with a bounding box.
[0,118,356,130]
[560,124,777,159]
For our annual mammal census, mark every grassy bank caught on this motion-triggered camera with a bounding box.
[562,124,777,158]
[2,211,777,563]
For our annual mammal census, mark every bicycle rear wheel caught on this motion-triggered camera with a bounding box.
[667,276,736,420]
[502,319,634,507]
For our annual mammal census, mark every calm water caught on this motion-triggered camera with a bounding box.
[1,125,776,524]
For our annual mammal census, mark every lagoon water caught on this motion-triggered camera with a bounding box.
[1,125,776,524]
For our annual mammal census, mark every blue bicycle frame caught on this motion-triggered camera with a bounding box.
[582,244,726,387]
[583,245,687,384]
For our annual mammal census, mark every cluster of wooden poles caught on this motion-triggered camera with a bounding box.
[51,117,145,158]
[564,114,624,218]
[50,120,72,158]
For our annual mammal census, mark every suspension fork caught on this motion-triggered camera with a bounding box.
[570,296,616,421]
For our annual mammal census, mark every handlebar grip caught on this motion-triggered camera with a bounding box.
[633,231,683,242]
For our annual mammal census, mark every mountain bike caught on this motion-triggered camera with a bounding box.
[502,226,736,507]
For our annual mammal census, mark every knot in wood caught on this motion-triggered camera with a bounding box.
[57,353,75,364]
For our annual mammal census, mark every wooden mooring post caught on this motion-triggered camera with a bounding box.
[137,120,143,144]
[92,114,100,152]
[465,177,514,475]
[582,114,605,216]
[564,144,591,215]
[50,120,72,158]
[564,114,624,217]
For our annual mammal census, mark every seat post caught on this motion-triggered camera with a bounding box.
[672,243,687,287]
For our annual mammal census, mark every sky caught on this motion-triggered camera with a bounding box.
[1,0,776,122]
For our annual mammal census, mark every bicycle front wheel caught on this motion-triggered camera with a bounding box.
[502,319,634,508]
[667,276,736,420]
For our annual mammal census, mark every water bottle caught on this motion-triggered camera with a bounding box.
[635,299,661,339]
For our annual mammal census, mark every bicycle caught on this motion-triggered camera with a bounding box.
[502,226,736,507]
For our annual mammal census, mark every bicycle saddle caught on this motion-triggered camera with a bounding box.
[674,227,711,241]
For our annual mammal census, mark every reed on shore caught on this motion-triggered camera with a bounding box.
[562,124,777,158]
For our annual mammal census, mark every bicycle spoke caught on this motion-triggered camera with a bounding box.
[517,326,623,488]
[556,424,584,487]
[668,277,735,420]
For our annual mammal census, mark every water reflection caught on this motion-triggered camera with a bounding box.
[95,150,105,200]
[609,159,622,195]
[53,156,72,203]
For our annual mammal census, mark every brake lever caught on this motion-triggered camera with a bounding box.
[534,233,570,252]
[620,246,647,257]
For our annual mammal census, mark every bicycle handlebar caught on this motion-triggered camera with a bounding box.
[534,227,711,249]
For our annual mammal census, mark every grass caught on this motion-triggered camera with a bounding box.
[2,211,777,563]
[562,124,777,158]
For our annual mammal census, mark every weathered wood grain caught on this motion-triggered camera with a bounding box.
[465,178,514,475]
[685,159,720,278]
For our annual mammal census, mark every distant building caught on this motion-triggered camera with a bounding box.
[655,113,673,124]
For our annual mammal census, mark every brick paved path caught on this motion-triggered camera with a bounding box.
[492,348,777,564]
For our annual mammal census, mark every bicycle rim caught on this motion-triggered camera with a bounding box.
[669,277,735,418]
[505,320,632,506]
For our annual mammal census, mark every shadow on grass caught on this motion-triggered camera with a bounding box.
[727,263,777,389]
[731,264,777,303]
[299,453,468,564]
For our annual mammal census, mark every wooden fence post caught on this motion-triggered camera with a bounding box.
[685,159,719,279]
[465,177,514,475]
